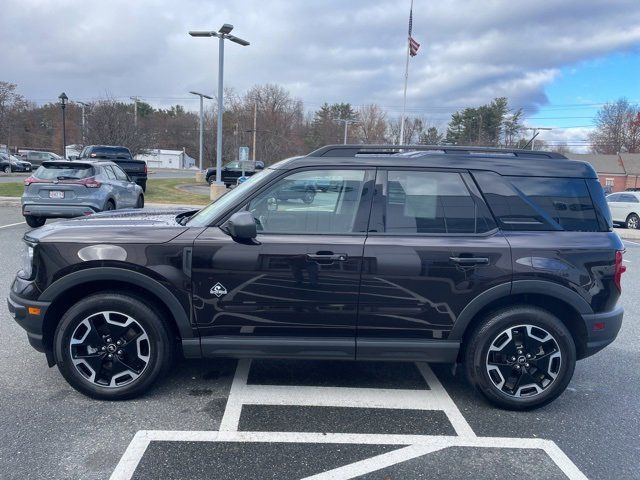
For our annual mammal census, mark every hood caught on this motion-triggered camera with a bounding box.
[26,208,198,244]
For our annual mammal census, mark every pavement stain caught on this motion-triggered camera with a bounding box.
[189,388,214,397]
[201,397,227,419]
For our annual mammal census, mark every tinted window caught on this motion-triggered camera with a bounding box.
[103,165,117,180]
[475,172,601,232]
[87,147,132,159]
[34,164,94,180]
[248,169,369,234]
[112,165,129,181]
[620,194,639,203]
[384,171,492,234]
[607,194,621,202]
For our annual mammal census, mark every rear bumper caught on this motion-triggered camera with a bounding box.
[580,305,623,358]
[22,203,98,218]
[7,290,50,352]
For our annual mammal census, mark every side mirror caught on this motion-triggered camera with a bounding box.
[226,211,257,243]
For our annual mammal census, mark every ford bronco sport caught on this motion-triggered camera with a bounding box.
[7,145,624,410]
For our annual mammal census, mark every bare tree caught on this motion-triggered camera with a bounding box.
[356,104,387,143]
[589,98,640,154]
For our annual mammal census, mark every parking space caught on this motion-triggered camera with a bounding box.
[0,205,638,479]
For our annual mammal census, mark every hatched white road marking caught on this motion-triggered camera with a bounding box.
[110,359,588,480]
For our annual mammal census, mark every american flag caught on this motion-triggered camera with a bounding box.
[408,6,420,56]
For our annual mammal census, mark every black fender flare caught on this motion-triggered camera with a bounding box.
[449,280,593,341]
[39,267,194,339]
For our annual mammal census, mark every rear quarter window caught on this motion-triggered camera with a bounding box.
[473,171,603,232]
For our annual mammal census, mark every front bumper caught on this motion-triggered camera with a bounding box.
[7,290,50,353]
[22,203,98,218]
[580,305,623,358]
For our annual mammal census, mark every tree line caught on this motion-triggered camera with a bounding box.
[1,80,638,166]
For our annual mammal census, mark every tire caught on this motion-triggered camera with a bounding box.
[104,200,115,211]
[302,190,315,204]
[53,292,174,400]
[140,181,147,193]
[3,166,10,174]
[464,306,576,410]
[225,183,232,189]
[207,176,215,185]
[626,213,639,229]
[136,195,144,209]
[24,215,46,228]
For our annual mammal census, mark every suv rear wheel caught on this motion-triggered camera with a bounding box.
[465,306,576,410]
[53,293,174,400]
[24,215,46,228]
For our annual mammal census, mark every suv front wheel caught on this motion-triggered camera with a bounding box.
[54,293,174,400]
[465,306,576,410]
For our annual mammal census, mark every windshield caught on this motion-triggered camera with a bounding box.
[187,168,272,227]
[88,147,132,159]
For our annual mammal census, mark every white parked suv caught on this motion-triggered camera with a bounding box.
[607,191,640,228]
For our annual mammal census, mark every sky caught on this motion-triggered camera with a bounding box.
[1,0,639,151]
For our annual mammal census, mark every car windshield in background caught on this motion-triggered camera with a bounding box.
[89,147,131,159]
[34,164,94,180]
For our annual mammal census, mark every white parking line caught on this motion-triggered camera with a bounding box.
[0,221,25,229]
[623,239,640,246]
[110,359,588,480]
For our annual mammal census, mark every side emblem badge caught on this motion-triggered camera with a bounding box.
[210,282,228,297]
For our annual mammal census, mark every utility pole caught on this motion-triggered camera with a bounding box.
[130,96,140,128]
[252,102,257,161]
[190,24,250,197]
[189,91,213,172]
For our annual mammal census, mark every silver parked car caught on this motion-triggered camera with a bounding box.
[22,160,144,227]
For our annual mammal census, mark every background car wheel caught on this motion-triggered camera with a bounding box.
[24,215,46,228]
[104,200,115,211]
[3,166,10,173]
[136,195,144,209]
[53,293,174,400]
[207,176,215,185]
[626,213,639,229]
[465,305,576,410]
[302,190,315,204]
[140,181,147,192]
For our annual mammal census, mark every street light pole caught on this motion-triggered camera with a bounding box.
[190,24,249,196]
[335,118,359,144]
[58,92,68,158]
[130,96,140,128]
[77,101,88,145]
[189,91,213,172]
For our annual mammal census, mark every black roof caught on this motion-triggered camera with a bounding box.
[272,145,597,179]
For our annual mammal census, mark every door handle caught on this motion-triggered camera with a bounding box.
[306,253,348,263]
[449,256,489,265]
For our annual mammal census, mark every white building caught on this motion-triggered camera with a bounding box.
[135,149,196,169]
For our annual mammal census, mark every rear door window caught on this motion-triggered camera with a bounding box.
[112,165,130,181]
[383,170,495,234]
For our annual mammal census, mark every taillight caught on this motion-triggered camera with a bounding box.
[24,176,35,186]
[79,177,102,188]
[614,250,626,291]
[144,163,148,174]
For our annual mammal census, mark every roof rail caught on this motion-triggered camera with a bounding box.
[307,144,567,159]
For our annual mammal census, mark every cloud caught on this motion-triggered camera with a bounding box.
[1,0,639,143]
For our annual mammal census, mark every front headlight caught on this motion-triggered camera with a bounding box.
[18,243,34,279]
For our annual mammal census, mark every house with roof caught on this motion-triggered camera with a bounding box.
[572,153,640,192]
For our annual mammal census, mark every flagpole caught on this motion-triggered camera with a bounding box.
[399,0,413,145]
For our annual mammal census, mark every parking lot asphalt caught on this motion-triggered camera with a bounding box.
[0,205,638,479]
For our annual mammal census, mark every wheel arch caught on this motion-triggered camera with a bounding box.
[452,281,590,361]
[40,267,195,353]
